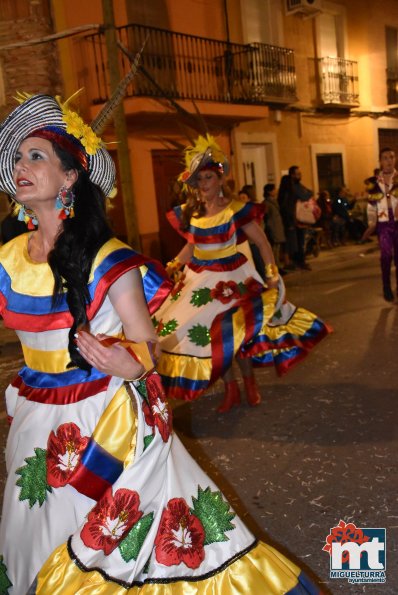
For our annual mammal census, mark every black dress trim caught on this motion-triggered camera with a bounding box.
[67,536,258,589]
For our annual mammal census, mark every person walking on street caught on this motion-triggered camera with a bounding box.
[362,147,398,302]
[154,136,331,414]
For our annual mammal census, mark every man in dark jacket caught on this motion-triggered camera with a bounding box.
[278,165,312,270]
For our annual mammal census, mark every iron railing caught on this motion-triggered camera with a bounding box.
[85,23,297,106]
[317,57,359,106]
[387,69,398,105]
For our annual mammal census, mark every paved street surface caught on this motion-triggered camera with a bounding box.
[0,240,397,594]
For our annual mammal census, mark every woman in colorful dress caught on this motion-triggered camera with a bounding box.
[0,94,323,594]
[155,135,330,413]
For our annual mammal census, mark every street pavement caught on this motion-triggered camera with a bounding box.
[0,239,396,594]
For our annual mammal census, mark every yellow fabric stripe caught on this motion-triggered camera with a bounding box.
[265,306,319,340]
[36,542,305,594]
[21,344,71,373]
[157,352,212,381]
[193,244,236,260]
[0,235,130,296]
[93,384,137,467]
[88,237,130,282]
[191,199,245,230]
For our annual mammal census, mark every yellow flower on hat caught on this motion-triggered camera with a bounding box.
[55,93,103,156]
[63,110,85,139]
[80,124,102,155]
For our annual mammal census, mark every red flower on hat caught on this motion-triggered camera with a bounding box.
[142,373,172,442]
[181,170,190,182]
[210,280,240,304]
[46,422,89,488]
[322,520,370,564]
[155,498,205,568]
[80,488,143,555]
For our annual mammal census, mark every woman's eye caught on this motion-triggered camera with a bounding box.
[31,152,43,160]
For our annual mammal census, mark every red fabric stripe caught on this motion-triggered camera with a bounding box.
[209,314,226,383]
[188,254,247,273]
[2,309,72,331]
[2,255,170,330]
[69,463,111,501]
[12,376,111,404]
[166,386,202,401]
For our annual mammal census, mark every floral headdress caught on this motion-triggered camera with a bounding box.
[0,93,116,200]
[179,134,229,188]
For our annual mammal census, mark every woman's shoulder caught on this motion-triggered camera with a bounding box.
[90,237,137,276]
[0,232,29,266]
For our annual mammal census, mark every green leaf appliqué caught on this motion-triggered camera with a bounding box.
[0,556,12,594]
[190,287,212,307]
[119,512,154,562]
[191,486,235,545]
[143,434,154,451]
[188,324,210,346]
[15,448,52,508]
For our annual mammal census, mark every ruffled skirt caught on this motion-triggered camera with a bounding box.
[0,374,321,594]
[153,262,330,400]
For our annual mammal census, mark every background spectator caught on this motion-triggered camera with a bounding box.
[263,183,286,269]
[317,190,333,248]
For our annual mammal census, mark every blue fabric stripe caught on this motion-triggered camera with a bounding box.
[191,253,244,268]
[19,365,107,388]
[285,571,320,595]
[173,201,255,238]
[80,439,123,484]
[161,375,209,391]
[1,248,135,315]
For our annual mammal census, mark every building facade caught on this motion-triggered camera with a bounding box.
[1,0,398,260]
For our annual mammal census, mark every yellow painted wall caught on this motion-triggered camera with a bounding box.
[51,0,398,247]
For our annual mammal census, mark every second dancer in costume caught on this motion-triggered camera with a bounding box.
[154,135,331,412]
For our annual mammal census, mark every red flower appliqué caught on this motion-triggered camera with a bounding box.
[243,277,264,297]
[142,373,172,442]
[210,281,240,304]
[81,488,143,555]
[155,498,205,569]
[46,422,89,488]
[323,520,370,564]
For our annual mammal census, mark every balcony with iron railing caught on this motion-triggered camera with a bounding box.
[85,23,297,107]
[387,69,398,105]
[317,57,359,107]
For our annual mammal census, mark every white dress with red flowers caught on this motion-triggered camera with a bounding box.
[155,199,331,401]
[0,234,321,594]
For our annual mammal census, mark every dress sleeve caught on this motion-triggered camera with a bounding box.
[232,200,266,243]
[166,204,191,240]
[86,239,172,320]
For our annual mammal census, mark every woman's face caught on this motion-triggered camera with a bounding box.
[196,169,222,201]
[13,137,69,205]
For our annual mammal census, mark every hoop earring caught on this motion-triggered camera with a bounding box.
[17,204,38,230]
[56,185,75,220]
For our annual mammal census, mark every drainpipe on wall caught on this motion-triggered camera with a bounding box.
[102,0,140,249]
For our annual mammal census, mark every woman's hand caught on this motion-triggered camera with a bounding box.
[75,331,144,380]
[266,276,279,289]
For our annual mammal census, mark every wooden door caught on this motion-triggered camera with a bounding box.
[152,149,186,264]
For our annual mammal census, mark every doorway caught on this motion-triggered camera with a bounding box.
[152,149,186,264]
[241,143,275,202]
[316,153,344,197]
